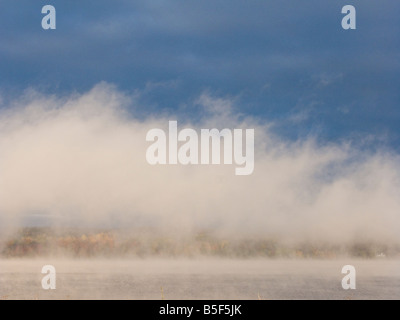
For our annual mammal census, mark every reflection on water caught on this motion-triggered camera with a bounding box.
[0,259,399,300]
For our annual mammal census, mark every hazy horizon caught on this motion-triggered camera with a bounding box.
[0,84,399,247]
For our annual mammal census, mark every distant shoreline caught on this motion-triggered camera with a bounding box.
[1,227,399,259]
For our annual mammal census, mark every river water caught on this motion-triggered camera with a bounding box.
[0,259,399,300]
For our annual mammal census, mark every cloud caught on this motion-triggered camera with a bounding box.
[313,73,344,87]
[0,84,399,245]
[0,0,399,148]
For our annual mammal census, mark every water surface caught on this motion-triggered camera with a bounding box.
[0,259,399,300]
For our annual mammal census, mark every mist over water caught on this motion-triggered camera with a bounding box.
[0,84,399,300]
[0,83,399,247]
[1,259,400,300]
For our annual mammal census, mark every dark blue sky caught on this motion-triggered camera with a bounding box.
[0,0,399,147]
